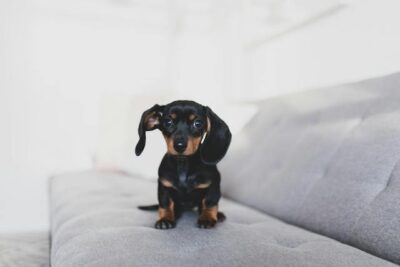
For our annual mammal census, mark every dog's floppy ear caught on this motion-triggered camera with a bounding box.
[135,104,164,156]
[200,107,232,165]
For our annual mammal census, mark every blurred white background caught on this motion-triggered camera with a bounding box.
[1,0,400,232]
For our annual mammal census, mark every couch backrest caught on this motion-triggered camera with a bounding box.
[220,73,400,264]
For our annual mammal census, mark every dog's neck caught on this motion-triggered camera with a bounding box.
[176,156,189,187]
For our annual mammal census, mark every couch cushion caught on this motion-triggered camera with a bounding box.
[0,232,49,267]
[220,73,400,264]
[50,171,396,267]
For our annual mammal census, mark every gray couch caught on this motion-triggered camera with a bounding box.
[5,73,400,266]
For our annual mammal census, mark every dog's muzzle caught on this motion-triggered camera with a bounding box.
[174,138,187,153]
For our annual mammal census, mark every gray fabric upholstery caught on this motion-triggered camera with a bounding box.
[220,73,400,264]
[0,232,49,267]
[50,171,396,267]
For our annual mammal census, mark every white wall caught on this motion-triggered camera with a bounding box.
[0,0,171,231]
[244,0,400,99]
[167,0,400,100]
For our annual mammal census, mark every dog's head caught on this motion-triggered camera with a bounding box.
[135,100,231,165]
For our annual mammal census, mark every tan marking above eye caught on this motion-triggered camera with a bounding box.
[170,113,177,119]
[188,114,196,121]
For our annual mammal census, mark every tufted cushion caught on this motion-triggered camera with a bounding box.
[0,232,49,267]
[220,73,400,264]
[50,171,396,267]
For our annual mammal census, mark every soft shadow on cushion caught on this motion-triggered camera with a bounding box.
[220,73,400,264]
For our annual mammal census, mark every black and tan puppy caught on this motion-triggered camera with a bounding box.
[136,100,232,229]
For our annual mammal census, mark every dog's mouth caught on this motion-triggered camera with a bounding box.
[171,146,196,156]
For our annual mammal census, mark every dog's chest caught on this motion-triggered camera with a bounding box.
[176,158,190,189]
[160,157,209,194]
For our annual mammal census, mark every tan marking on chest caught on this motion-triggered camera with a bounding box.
[160,178,176,189]
[195,181,211,189]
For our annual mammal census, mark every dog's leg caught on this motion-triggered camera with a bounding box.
[174,202,183,220]
[155,184,176,229]
[197,183,221,229]
[198,202,218,229]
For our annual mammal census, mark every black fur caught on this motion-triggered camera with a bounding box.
[200,107,232,165]
[136,100,231,229]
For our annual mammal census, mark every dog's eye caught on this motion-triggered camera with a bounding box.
[164,119,174,128]
[193,119,203,128]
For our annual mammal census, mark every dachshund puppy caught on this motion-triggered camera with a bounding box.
[136,100,232,229]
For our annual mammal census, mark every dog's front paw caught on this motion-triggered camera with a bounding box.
[155,219,176,230]
[197,218,217,229]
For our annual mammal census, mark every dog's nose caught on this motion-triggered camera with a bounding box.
[174,139,187,153]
